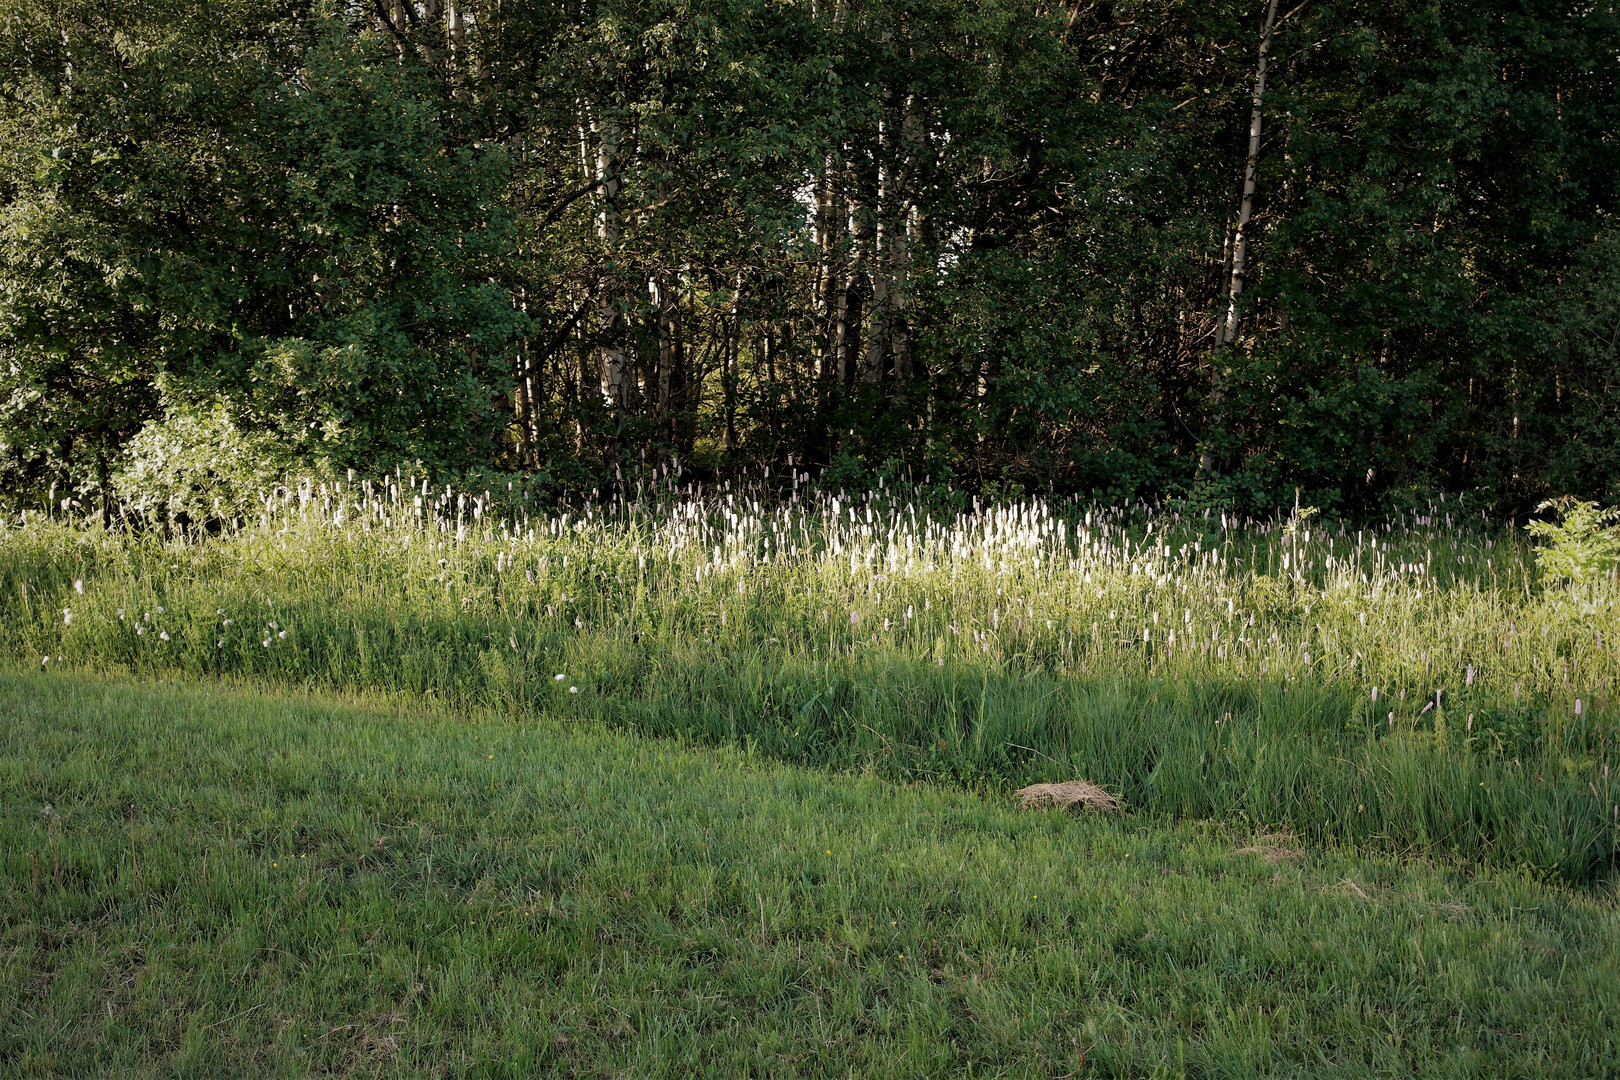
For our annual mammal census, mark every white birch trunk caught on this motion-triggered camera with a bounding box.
[1201,0,1282,477]
[591,107,631,408]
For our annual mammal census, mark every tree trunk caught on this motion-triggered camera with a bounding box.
[1200,0,1282,477]
[652,267,685,443]
[447,0,464,49]
[890,97,923,382]
[724,272,742,452]
[592,106,632,409]
[840,163,870,388]
[863,115,891,384]
[814,161,840,383]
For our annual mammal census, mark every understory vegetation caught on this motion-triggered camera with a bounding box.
[3,671,1618,1077]
[5,0,1620,511]
[5,479,1617,884]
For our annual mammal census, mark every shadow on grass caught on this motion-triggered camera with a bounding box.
[8,570,1618,885]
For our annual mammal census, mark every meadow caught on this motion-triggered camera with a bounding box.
[3,475,1617,882]
[3,669,1618,1077]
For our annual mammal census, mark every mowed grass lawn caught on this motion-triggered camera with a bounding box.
[3,670,1618,1079]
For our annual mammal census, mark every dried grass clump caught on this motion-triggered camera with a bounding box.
[1236,830,1303,862]
[1014,780,1121,814]
[1327,877,1377,901]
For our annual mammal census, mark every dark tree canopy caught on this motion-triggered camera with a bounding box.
[3,0,1618,513]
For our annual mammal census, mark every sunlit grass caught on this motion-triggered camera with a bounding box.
[4,475,1617,880]
[3,670,1618,1077]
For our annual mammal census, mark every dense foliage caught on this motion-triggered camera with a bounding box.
[3,0,1619,512]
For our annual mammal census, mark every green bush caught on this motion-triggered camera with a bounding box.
[112,404,305,526]
[1527,497,1620,586]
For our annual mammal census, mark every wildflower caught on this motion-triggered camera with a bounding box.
[277,630,287,639]
[73,580,84,594]
[41,655,49,666]
[263,638,272,647]
[554,673,566,681]
[62,609,72,625]
[136,625,145,636]
[157,606,164,614]
[117,609,125,619]
[222,619,233,626]
[159,631,170,641]
[569,686,579,694]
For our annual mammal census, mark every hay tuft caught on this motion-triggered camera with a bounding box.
[1014,780,1121,814]
[1236,844,1302,862]
[1329,877,1374,901]
[1236,831,1302,862]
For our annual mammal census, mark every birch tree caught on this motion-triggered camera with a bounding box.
[1199,0,1284,478]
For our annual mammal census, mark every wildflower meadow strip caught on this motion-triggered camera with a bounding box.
[4,472,1617,880]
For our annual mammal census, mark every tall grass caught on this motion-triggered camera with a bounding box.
[4,473,1617,881]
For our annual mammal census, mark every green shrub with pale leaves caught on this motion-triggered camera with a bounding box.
[1527,497,1620,585]
[113,404,305,526]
